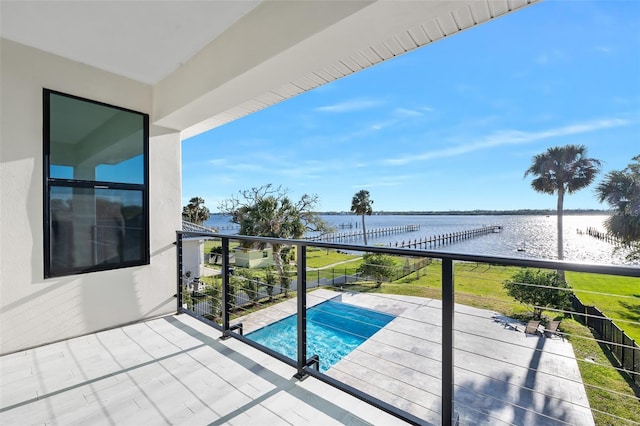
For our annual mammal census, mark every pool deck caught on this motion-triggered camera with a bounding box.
[235,289,594,425]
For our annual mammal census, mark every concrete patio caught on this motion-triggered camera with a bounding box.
[0,313,404,425]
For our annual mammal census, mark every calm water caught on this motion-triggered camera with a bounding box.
[206,214,636,266]
[246,300,395,372]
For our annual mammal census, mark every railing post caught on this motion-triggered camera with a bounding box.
[294,244,308,379]
[221,237,231,337]
[442,258,454,425]
[176,232,183,313]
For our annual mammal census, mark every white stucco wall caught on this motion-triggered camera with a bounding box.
[0,39,181,354]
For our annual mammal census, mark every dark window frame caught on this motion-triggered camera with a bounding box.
[43,89,150,278]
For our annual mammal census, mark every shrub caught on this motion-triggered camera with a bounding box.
[504,269,572,319]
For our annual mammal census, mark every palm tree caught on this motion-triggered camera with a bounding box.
[525,145,601,274]
[351,190,373,245]
[219,184,329,296]
[595,155,640,261]
[182,197,210,225]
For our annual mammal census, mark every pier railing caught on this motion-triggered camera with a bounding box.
[308,224,420,243]
[580,226,638,249]
[391,225,502,249]
[176,230,640,426]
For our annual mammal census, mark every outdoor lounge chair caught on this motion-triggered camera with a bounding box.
[524,320,541,336]
[545,320,563,340]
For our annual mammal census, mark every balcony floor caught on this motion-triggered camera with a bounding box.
[0,314,405,425]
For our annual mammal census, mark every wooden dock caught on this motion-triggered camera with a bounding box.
[390,225,502,249]
[308,224,420,243]
[579,227,634,248]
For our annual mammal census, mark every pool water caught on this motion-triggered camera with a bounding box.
[246,299,395,372]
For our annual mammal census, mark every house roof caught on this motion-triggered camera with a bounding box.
[0,0,538,138]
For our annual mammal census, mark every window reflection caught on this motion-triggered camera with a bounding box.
[50,187,144,275]
[48,93,144,184]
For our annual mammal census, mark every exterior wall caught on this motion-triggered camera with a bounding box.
[233,248,273,268]
[0,39,181,354]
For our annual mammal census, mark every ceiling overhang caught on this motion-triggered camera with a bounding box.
[0,0,538,139]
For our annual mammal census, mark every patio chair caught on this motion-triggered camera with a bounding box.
[545,320,563,340]
[524,320,541,336]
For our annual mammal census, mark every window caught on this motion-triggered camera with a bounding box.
[44,90,149,277]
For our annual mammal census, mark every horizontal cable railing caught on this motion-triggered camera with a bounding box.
[176,231,639,426]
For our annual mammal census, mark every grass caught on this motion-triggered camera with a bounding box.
[560,319,640,425]
[567,272,640,342]
[388,261,531,317]
[305,247,360,268]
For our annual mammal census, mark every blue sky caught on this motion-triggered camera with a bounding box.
[182,1,640,213]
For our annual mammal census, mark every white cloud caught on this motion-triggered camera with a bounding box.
[226,162,267,172]
[385,117,633,166]
[351,106,428,135]
[535,48,568,65]
[393,108,423,118]
[595,45,613,54]
[275,159,340,180]
[352,174,419,189]
[315,98,383,113]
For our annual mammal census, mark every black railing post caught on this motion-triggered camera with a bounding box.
[176,232,183,313]
[221,237,231,337]
[442,258,454,425]
[294,244,308,379]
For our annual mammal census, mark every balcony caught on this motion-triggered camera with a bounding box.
[1,231,638,425]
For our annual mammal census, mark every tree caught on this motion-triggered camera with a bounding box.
[595,155,640,261]
[219,184,329,297]
[351,190,373,245]
[524,145,601,276]
[182,196,211,225]
[237,269,261,303]
[264,267,277,301]
[503,269,572,320]
[356,253,396,288]
[203,279,221,319]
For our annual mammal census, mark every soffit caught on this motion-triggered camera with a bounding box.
[153,0,539,138]
[0,0,262,85]
[0,0,538,138]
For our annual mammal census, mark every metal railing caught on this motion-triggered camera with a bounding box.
[176,230,640,425]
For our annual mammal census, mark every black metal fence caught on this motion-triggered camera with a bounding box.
[571,295,640,386]
[305,257,431,287]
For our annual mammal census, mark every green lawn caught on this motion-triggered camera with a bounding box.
[305,247,360,268]
[567,272,640,342]
[389,261,531,316]
[560,319,640,425]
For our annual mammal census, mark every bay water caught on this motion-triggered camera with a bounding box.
[205,214,636,266]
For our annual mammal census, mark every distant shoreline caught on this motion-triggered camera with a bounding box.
[318,209,610,216]
[210,209,611,217]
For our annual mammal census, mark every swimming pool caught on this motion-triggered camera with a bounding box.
[246,299,395,372]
